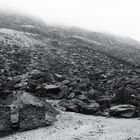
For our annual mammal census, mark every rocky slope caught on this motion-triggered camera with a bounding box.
[1,11,140,139]
[0,12,140,119]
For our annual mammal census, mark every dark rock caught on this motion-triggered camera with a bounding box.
[58,99,70,109]
[70,98,86,106]
[59,85,69,99]
[30,70,53,83]
[69,81,78,89]
[53,73,64,82]
[36,84,60,98]
[95,111,109,117]
[66,103,80,113]
[27,79,39,91]
[126,95,140,107]
[80,103,100,115]
[115,87,137,104]
[78,81,89,91]
[66,99,86,113]
[74,90,82,96]
[137,107,140,117]
[0,90,13,99]
[1,77,21,91]
[109,104,136,118]
[76,95,90,103]
[87,89,101,100]
[97,96,112,110]
[44,84,60,94]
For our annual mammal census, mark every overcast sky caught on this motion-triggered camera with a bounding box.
[0,0,140,41]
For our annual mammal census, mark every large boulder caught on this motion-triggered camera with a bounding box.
[35,84,60,98]
[80,103,100,115]
[109,104,136,118]
[115,87,137,104]
[97,96,112,110]
[126,94,140,107]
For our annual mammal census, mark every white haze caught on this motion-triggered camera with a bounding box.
[0,0,140,41]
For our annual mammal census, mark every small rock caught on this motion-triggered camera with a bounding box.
[53,73,64,82]
[68,93,76,99]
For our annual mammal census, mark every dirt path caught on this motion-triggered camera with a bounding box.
[0,112,140,140]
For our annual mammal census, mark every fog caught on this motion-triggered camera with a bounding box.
[0,0,140,41]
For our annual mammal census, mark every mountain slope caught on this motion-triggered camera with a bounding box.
[0,11,140,95]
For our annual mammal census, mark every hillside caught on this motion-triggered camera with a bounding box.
[0,11,140,98]
[1,10,140,139]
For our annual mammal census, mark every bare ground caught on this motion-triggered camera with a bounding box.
[1,111,140,140]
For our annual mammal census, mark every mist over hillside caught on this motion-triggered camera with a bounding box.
[0,11,140,90]
[1,11,140,139]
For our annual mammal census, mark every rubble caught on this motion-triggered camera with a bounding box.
[0,22,140,119]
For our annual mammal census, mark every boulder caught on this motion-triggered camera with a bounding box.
[87,89,101,100]
[97,96,112,110]
[44,84,60,91]
[76,94,90,103]
[126,94,140,107]
[30,70,53,83]
[28,79,39,91]
[36,84,60,98]
[53,73,64,82]
[115,87,137,104]
[66,103,80,113]
[80,103,100,115]
[59,85,69,99]
[109,104,136,118]
[70,98,86,107]
[66,99,86,113]
[58,99,70,110]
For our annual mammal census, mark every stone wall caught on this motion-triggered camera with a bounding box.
[0,107,11,132]
[19,105,46,130]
